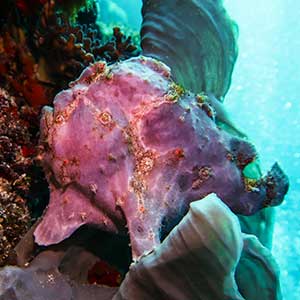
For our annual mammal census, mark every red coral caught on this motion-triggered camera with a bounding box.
[0,0,139,106]
[94,27,138,62]
[33,2,138,93]
[0,28,51,107]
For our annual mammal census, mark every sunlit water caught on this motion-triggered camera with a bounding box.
[102,1,300,298]
[224,1,300,299]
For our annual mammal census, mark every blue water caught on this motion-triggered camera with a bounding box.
[103,1,300,298]
[224,1,300,299]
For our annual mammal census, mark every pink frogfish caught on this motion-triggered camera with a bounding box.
[34,56,288,259]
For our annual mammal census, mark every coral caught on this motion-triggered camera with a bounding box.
[116,194,282,300]
[0,90,34,181]
[116,193,244,299]
[33,1,138,93]
[141,0,238,98]
[0,194,282,299]
[0,27,52,107]
[0,0,139,107]
[236,234,282,300]
[0,178,30,267]
[34,1,136,91]
[95,27,138,62]
[0,1,289,299]
[0,250,118,300]
[33,56,288,260]
[0,88,48,266]
[0,0,138,265]
[30,0,137,95]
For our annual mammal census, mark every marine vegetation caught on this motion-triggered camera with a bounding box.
[0,0,290,299]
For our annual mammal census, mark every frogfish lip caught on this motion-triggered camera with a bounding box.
[33,183,122,247]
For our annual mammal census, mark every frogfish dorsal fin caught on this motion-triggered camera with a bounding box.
[141,0,238,99]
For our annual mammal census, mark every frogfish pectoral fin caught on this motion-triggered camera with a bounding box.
[34,185,117,246]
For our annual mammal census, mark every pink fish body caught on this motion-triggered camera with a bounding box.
[35,56,288,258]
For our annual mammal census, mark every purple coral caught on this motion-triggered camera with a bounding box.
[34,56,288,259]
